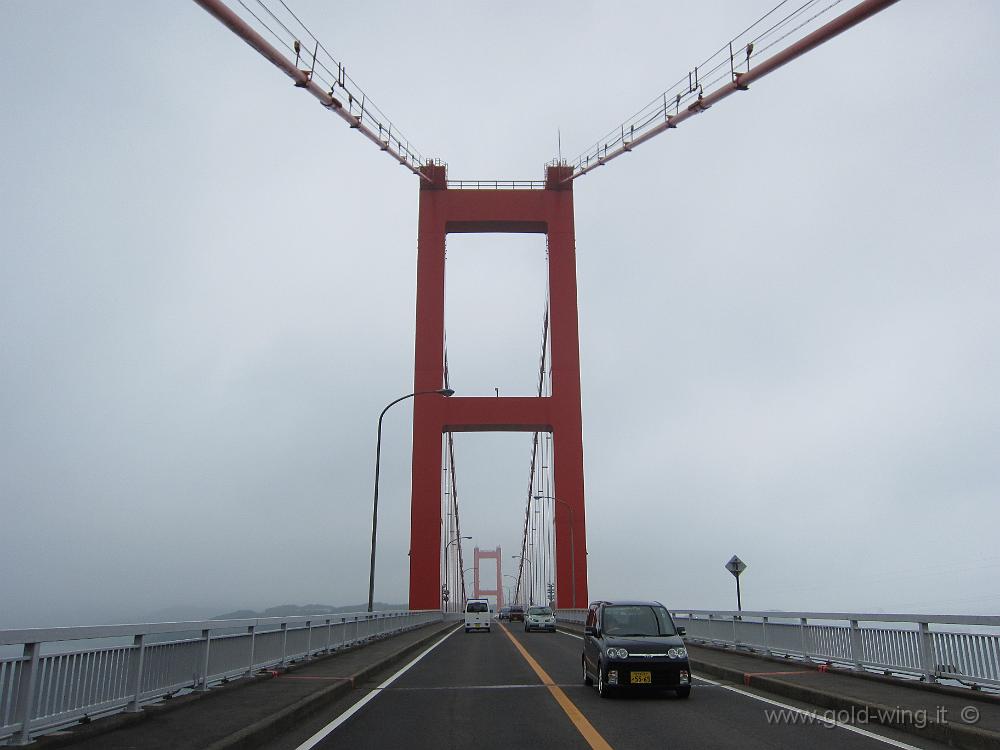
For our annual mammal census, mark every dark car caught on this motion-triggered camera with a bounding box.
[582,600,690,698]
[508,605,525,622]
[499,607,511,621]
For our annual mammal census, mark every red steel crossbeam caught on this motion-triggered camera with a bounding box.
[570,0,902,180]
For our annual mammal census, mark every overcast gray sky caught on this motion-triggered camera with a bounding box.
[2,1,998,628]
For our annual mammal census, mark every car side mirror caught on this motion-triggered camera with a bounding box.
[585,625,597,636]
[677,626,686,637]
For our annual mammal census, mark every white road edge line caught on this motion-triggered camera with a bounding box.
[556,628,920,749]
[687,675,922,749]
[294,624,462,750]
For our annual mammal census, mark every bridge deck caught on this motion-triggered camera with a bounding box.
[40,621,999,749]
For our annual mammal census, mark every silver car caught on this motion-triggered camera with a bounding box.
[524,605,556,632]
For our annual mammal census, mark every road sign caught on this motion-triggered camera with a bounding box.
[725,555,747,577]
[725,556,747,612]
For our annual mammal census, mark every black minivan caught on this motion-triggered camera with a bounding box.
[582,600,691,698]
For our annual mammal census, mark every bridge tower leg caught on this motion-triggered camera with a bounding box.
[409,164,587,611]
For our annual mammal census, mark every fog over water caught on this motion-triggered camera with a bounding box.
[1,1,998,628]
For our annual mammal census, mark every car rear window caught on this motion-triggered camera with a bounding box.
[466,602,488,613]
[602,605,677,636]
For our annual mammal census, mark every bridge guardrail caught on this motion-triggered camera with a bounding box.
[0,609,443,745]
[555,608,1000,691]
[554,608,587,626]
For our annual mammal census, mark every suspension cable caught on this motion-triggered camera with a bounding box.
[443,349,466,609]
[193,0,436,180]
[516,298,552,603]
[560,0,901,181]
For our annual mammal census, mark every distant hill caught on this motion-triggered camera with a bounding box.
[144,604,235,622]
[212,603,407,620]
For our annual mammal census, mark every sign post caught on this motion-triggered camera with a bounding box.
[725,555,748,612]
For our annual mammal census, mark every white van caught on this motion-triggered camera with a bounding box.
[464,599,492,633]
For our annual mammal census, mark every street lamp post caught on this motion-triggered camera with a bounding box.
[463,565,477,602]
[533,494,577,609]
[442,536,471,611]
[511,555,534,605]
[502,573,519,609]
[368,388,454,612]
[444,535,471,562]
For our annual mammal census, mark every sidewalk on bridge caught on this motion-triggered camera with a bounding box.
[687,644,1000,750]
[556,622,1000,750]
[686,642,1000,750]
[34,619,458,750]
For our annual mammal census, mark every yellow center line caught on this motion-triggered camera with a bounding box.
[500,622,613,750]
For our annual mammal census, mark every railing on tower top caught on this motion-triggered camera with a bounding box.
[446,180,547,190]
[0,610,443,745]
[555,608,1000,691]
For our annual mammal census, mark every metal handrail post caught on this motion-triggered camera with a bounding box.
[247,625,256,676]
[126,634,146,712]
[918,621,937,683]
[198,629,211,692]
[849,620,864,669]
[12,642,40,745]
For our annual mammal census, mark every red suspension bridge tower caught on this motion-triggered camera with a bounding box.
[193,0,902,614]
[472,546,504,608]
[409,164,587,610]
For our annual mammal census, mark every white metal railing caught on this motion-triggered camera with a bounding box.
[446,180,547,190]
[677,610,1000,689]
[554,608,587,625]
[0,610,442,745]
[554,608,1000,690]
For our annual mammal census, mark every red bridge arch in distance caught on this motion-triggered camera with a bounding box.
[472,546,504,609]
[409,164,588,611]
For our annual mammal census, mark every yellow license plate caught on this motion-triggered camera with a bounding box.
[630,671,652,684]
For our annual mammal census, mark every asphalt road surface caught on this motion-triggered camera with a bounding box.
[261,621,948,750]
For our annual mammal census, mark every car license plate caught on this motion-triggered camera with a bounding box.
[630,671,652,684]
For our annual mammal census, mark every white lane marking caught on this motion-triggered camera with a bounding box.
[294,625,461,750]
[694,674,923,749]
[559,628,919,748]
